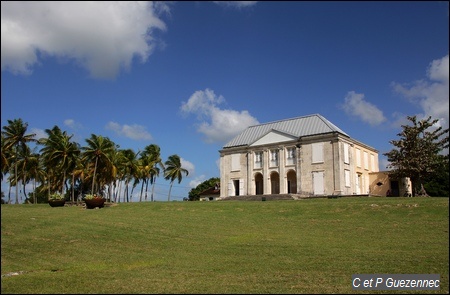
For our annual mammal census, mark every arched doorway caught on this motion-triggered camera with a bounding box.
[254,173,264,195]
[270,172,280,194]
[286,170,297,194]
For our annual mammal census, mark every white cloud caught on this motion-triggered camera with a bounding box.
[213,1,258,9]
[30,128,47,141]
[189,175,207,189]
[180,157,195,176]
[106,121,152,140]
[341,91,387,126]
[391,54,449,130]
[64,119,82,130]
[181,88,259,144]
[1,1,169,79]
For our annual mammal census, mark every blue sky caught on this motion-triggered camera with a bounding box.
[1,1,449,202]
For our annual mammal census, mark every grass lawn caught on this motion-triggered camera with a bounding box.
[1,197,448,294]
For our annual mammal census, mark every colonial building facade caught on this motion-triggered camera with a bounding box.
[219,114,380,198]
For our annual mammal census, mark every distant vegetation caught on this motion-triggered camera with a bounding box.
[188,177,220,201]
[384,115,449,197]
[1,118,188,204]
[2,114,448,205]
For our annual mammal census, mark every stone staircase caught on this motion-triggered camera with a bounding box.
[216,192,365,201]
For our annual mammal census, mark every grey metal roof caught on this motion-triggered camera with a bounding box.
[223,114,349,148]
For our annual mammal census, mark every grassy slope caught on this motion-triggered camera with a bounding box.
[1,197,448,294]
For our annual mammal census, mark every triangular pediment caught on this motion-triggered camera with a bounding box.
[250,129,297,147]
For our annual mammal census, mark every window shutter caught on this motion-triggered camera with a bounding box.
[312,143,324,163]
[228,181,233,196]
[344,143,349,164]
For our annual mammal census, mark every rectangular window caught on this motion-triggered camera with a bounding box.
[370,154,376,172]
[356,148,361,167]
[345,169,351,187]
[312,143,324,163]
[270,149,278,167]
[363,151,369,170]
[254,151,262,169]
[343,143,349,164]
[286,147,296,165]
[231,154,240,171]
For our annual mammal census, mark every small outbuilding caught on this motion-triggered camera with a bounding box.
[199,183,220,201]
[369,171,412,197]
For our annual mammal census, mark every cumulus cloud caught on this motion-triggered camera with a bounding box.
[180,157,195,176]
[341,91,387,126]
[1,1,169,79]
[189,175,207,189]
[213,1,258,9]
[106,121,152,140]
[391,54,449,129]
[64,119,82,130]
[180,88,259,144]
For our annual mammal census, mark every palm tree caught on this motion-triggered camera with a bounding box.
[135,161,146,202]
[70,159,86,204]
[2,119,36,204]
[22,150,44,204]
[109,149,126,203]
[39,126,81,199]
[31,160,46,204]
[15,144,40,202]
[1,134,11,182]
[164,154,189,202]
[81,134,116,196]
[142,144,164,202]
[119,149,139,202]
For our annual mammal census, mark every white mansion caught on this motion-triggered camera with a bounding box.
[219,114,380,198]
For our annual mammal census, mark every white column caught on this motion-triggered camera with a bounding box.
[263,149,269,194]
[279,147,286,194]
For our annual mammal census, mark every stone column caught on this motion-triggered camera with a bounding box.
[296,145,301,193]
[263,149,270,194]
[279,147,286,194]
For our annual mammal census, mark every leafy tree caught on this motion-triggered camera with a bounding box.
[1,119,36,204]
[109,149,126,203]
[423,156,449,197]
[164,154,189,201]
[81,134,116,196]
[188,177,220,201]
[15,145,40,202]
[119,149,139,202]
[141,144,164,202]
[384,115,449,197]
[1,134,11,182]
[39,126,80,199]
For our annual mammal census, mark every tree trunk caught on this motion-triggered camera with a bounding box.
[15,151,19,204]
[168,182,173,202]
[417,183,429,197]
[71,174,75,203]
[91,157,98,194]
[151,178,156,202]
[139,180,144,202]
